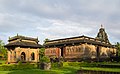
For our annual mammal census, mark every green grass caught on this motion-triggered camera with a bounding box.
[0,71,10,74]
[0,62,120,74]
[1,67,120,74]
[81,67,120,72]
[0,60,6,64]
[0,66,80,74]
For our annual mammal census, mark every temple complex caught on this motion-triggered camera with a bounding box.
[44,26,117,62]
[5,35,42,63]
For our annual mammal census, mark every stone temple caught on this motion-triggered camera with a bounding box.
[4,26,117,63]
[44,26,117,62]
[5,35,42,63]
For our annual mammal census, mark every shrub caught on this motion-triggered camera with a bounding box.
[0,63,37,71]
[63,62,98,67]
[18,61,22,65]
[51,62,63,68]
[40,56,50,63]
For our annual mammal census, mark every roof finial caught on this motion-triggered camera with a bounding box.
[101,24,103,28]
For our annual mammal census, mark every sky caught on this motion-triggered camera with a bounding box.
[0,0,120,44]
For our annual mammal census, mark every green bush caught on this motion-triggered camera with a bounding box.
[51,62,63,68]
[18,61,22,65]
[63,62,98,67]
[40,56,50,63]
[0,63,37,71]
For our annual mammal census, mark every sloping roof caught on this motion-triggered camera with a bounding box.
[46,35,95,42]
[5,41,42,48]
[44,35,113,47]
[9,35,39,42]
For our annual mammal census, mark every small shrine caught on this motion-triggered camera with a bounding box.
[5,34,42,63]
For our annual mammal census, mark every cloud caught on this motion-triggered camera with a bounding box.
[0,0,120,44]
[37,19,93,38]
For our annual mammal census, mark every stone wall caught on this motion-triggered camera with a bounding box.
[45,47,60,58]
[7,47,39,63]
[100,47,116,58]
[64,44,96,59]
[45,43,117,61]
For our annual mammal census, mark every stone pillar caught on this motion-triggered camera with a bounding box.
[7,51,11,63]
[16,47,21,62]
[11,50,14,62]
[27,48,29,61]
[37,49,39,62]
[35,50,37,62]
[64,47,66,57]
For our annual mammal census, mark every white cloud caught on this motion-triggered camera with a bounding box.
[0,0,120,44]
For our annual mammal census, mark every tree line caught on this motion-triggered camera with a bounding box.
[0,40,7,60]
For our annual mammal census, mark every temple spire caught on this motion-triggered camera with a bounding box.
[96,25,110,44]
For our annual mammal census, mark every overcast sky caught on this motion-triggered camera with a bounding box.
[0,0,120,44]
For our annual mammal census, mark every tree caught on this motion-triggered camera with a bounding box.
[0,40,7,59]
[115,42,120,57]
[39,48,45,60]
[44,38,50,44]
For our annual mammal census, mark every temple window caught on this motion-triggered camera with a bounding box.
[31,52,35,60]
[21,52,26,61]
[14,51,16,58]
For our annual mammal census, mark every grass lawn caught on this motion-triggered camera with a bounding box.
[81,67,120,72]
[0,66,80,74]
[1,62,120,74]
[0,60,6,64]
[1,67,120,74]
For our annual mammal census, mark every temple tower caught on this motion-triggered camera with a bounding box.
[96,25,110,44]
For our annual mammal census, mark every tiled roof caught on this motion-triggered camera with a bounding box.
[9,35,39,42]
[44,35,113,47]
[5,41,42,48]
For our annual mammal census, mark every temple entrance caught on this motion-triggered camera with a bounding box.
[21,52,26,61]
[60,47,64,57]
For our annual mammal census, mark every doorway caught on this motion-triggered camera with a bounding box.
[60,47,64,57]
